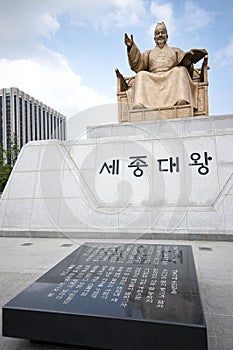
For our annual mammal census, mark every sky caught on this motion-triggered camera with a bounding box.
[0,0,233,137]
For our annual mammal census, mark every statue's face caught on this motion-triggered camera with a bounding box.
[154,28,168,48]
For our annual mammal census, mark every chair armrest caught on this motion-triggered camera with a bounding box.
[115,68,129,92]
[200,55,209,83]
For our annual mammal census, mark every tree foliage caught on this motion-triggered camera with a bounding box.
[0,135,20,193]
[0,164,12,192]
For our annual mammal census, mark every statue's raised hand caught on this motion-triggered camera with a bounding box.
[124,33,134,49]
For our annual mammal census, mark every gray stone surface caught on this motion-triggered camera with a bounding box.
[0,237,233,349]
[87,114,233,139]
[1,115,233,238]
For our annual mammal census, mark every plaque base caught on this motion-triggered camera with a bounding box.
[3,243,208,349]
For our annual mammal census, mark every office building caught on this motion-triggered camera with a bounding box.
[0,87,66,151]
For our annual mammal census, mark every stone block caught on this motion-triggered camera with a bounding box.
[14,143,41,172]
[8,172,37,199]
[119,211,152,229]
[3,243,208,349]
[187,205,225,233]
[3,199,33,228]
[216,135,233,163]
[58,198,88,229]
[1,116,233,238]
[29,199,60,230]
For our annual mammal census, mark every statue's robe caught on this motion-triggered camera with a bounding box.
[127,43,198,109]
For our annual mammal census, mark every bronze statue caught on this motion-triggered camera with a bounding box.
[124,22,207,111]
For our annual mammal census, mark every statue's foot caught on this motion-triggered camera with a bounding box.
[132,104,146,110]
[175,99,189,106]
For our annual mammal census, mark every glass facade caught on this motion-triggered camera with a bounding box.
[46,111,49,139]
[0,88,66,153]
[24,100,28,143]
[43,109,46,140]
[34,105,37,140]
[30,101,33,140]
[6,93,11,149]
[14,95,17,138]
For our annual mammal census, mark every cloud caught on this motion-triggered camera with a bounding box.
[215,35,233,67]
[183,1,214,31]
[149,1,175,40]
[0,52,114,116]
[0,0,146,40]
[148,1,215,46]
[0,1,60,58]
[0,1,131,116]
[150,1,174,29]
[61,0,146,29]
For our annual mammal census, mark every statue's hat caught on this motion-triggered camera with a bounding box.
[154,22,167,33]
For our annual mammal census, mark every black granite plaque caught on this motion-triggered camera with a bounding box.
[3,243,208,349]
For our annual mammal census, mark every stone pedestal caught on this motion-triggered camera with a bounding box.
[0,114,233,240]
[3,243,208,349]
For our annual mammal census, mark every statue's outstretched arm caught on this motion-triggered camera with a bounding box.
[124,33,134,51]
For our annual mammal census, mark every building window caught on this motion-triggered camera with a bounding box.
[30,101,33,140]
[43,109,46,139]
[6,93,11,149]
[24,100,28,143]
[14,95,17,136]
[47,111,49,139]
[38,107,42,139]
[0,89,66,152]
[34,105,37,140]
[19,97,23,148]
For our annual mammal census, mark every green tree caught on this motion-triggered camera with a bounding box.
[6,134,20,167]
[0,163,12,192]
[0,134,20,193]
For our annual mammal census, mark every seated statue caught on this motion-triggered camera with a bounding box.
[124,21,207,111]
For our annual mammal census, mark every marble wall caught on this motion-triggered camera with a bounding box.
[1,114,233,240]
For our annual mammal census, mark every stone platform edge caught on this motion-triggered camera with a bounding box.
[0,229,233,241]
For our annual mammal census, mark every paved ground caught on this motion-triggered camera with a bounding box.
[0,236,232,350]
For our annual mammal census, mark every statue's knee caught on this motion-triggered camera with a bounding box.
[137,71,148,77]
[136,70,150,81]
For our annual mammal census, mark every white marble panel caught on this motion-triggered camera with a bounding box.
[119,211,152,230]
[212,115,233,134]
[217,165,233,196]
[94,171,126,206]
[58,198,88,229]
[187,205,225,232]
[3,199,33,228]
[70,142,97,170]
[184,116,212,136]
[60,169,84,198]
[29,198,60,229]
[95,139,124,170]
[34,171,62,199]
[216,135,233,163]
[87,125,112,138]
[8,172,37,199]
[152,210,187,231]
[0,199,6,227]
[14,143,41,172]
[38,143,68,171]
[78,169,99,206]
[87,207,118,229]
[223,195,233,232]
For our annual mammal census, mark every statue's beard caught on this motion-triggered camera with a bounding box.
[156,39,166,48]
